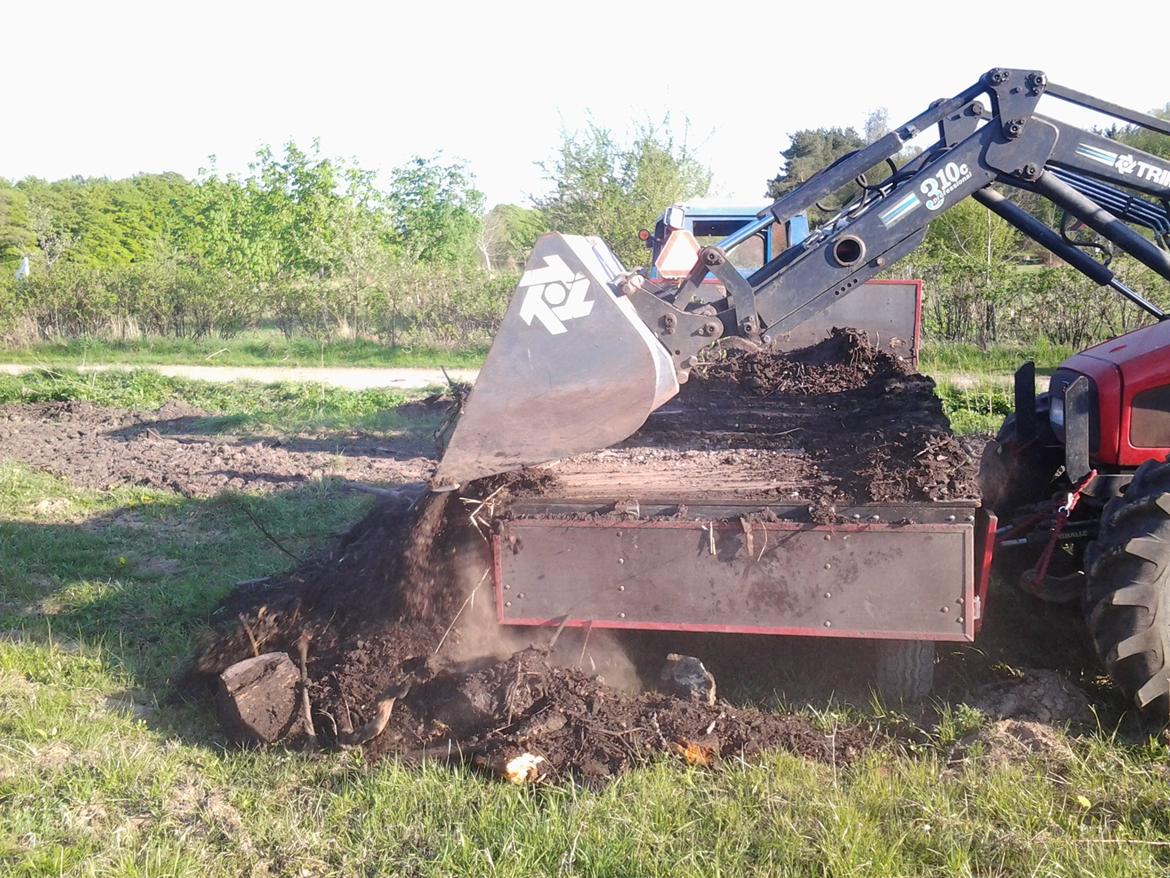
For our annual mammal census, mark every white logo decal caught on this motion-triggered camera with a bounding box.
[879,192,922,228]
[920,161,972,211]
[1076,143,1170,186]
[518,254,594,335]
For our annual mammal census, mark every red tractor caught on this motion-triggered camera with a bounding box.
[984,312,1170,719]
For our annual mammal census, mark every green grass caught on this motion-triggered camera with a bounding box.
[1,331,1072,376]
[4,463,1170,875]
[0,329,488,369]
[921,340,1076,376]
[3,360,1170,875]
[0,368,434,436]
[937,381,1014,436]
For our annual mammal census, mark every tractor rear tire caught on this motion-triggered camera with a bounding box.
[874,639,935,704]
[1084,457,1170,722]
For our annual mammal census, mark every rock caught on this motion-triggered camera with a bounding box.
[658,654,717,706]
[215,652,300,745]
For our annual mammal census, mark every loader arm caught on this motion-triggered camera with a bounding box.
[629,68,1170,381]
[435,68,1170,487]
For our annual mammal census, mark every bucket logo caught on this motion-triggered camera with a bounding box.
[518,255,594,334]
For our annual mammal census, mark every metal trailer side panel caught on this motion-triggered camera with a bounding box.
[493,515,976,642]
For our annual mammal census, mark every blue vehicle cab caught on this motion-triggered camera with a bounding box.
[643,202,810,282]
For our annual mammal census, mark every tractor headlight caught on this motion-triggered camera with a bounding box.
[1049,393,1064,434]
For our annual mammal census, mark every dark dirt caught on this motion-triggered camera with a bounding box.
[192,481,879,782]
[539,328,979,510]
[190,330,992,781]
[0,399,433,496]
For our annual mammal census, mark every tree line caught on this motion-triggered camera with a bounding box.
[1,107,1167,350]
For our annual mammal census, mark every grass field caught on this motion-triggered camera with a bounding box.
[0,332,1064,440]
[0,369,425,436]
[5,372,1170,876]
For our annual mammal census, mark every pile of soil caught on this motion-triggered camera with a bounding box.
[0,400,432,496]
[193,484,876,782]
[540,327,979,509]
[192,329,977,780]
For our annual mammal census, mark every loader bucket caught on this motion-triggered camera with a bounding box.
[433,233,679,488]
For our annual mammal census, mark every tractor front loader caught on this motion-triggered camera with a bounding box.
[435,69,1170,709]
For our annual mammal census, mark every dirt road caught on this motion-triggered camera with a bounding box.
[0,363,479,390]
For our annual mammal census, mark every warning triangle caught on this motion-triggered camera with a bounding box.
[654,229,701,278]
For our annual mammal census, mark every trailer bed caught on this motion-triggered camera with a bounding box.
[484,331,990,643]
[526,331,978,509]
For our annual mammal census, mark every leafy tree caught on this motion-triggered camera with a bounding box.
[535,119,710,267]
[385,155,484,267]
[0,181,37,269]
[177,142,393,286]
[11,174,195,271]
[479,204,546,272]
[909,194,1023,342]
[766,127,866,203]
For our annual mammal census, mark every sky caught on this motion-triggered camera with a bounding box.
[3,0,1169,209]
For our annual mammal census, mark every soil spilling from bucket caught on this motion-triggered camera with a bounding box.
[193,482,874,782]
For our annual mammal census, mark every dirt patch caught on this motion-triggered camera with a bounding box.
[951,719,1075,766]
[972,668,1097,727]
[0,400,433,496]
[539,328,978,510]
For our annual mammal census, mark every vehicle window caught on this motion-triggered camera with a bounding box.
[690,219,766,270]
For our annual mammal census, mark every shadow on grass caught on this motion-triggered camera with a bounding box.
[0,479,384,746]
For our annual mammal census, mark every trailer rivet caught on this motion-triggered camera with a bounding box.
[957,617,964,624]
[504,584,510,590]
[824,534,831,541]
[618,585,625,592]
[870,514,881,522]
[823,620,832,628]
[941,606,950,613]
[517,593,524,599]
[946,514,956,522]
[505,601,512,608]
[824,592,832,599]
[618,558,625,565]
[966,515,975,522]
[824,562,832,570]
[619,612,627,619]
[852,514,862,520]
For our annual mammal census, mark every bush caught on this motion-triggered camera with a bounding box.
[0,256,518,350]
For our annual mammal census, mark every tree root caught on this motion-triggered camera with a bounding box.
[337,681,413,749]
